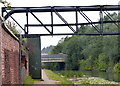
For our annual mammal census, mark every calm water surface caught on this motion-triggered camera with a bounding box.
[80,70,120,82]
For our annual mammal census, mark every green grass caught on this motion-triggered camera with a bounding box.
[22,76,44,85]
[57,80,73,84]
[22,76,34,85]
[44,69,66,81]
[44,69,73,84]
[42,69,120,85]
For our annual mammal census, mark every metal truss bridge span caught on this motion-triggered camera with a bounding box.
[2,5,120,37]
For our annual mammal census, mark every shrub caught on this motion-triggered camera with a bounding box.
[113,63,120,73]
[60,70,82,78]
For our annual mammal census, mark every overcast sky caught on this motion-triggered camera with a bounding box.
[0,0,120,49]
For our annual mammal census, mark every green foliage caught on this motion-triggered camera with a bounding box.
[79,60,86,70]
[98,54,108,71]
[21,45,26,53]
[51,42,64,54]
[114,63,120,73]
[50,12,120,73]
[0,0,11,8]
[44,69,73,84]
[57,80,73,84]
[60,70,82,78]
[64,36,84,70]
[44,62,65,71]
[5,20,20,35]
[41,45,54,54]
[84,56,94,70]
[44,69,67,81]
[21,38,28,53]
[22,38,28,43]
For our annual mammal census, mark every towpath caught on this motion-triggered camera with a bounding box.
[34,69,59,84]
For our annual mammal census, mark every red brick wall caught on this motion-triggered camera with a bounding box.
[0,17,20,84]
[0,17,2,86]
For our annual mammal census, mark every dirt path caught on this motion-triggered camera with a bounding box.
[34,69,59,84]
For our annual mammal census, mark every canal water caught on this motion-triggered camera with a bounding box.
[80,70,120,82]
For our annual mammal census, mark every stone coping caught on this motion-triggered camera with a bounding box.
[0,16,19,41]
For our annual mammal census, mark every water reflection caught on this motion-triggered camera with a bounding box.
[81,70,120,82]
[114,73,120,82]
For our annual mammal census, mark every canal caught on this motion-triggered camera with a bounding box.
[80,70,120,82]
[57,70,120,82]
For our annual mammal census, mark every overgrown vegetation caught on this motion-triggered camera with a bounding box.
[5,20,21,35]
[44,69,73,84]
[114,63,120,73]
[44,62,65,71]
[44,69,119,84]
[60,70,82,78]
[44,69,66,81]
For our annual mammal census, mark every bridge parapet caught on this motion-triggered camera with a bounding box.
[41,53,67,62]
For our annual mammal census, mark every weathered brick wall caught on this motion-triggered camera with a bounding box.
[0,16,20,84]
[0,16,2,86]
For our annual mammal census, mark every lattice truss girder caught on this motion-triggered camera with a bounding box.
[2,5,120,37]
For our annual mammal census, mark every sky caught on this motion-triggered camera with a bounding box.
[0,0,120,49]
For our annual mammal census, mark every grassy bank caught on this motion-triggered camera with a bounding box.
[44,69,73,84]
[60,70,82,78]
[45,69,120,85]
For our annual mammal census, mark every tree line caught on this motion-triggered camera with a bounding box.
[45,12,120,73]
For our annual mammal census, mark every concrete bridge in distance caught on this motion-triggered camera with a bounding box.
[41,53,67,63]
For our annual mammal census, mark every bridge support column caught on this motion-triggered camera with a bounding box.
[28,37,41,79]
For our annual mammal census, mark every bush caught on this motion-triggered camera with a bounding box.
[60,70,82,78]
[79,60,86,70]
[84,56,94,71]
[98,54,108,72]
[113,63,120,73]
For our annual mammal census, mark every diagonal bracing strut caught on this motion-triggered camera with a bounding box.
[2,5,120,37]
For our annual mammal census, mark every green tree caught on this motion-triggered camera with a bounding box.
[50,12,120,72]
[51,43,63,54]
[98,54,108,71]
[79,60,86,70]
[84,56,94,70]
[113,63,120,73]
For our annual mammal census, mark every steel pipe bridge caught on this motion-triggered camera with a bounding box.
[2,5,120,37]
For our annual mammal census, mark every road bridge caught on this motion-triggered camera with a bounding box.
[41,53,66,62]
